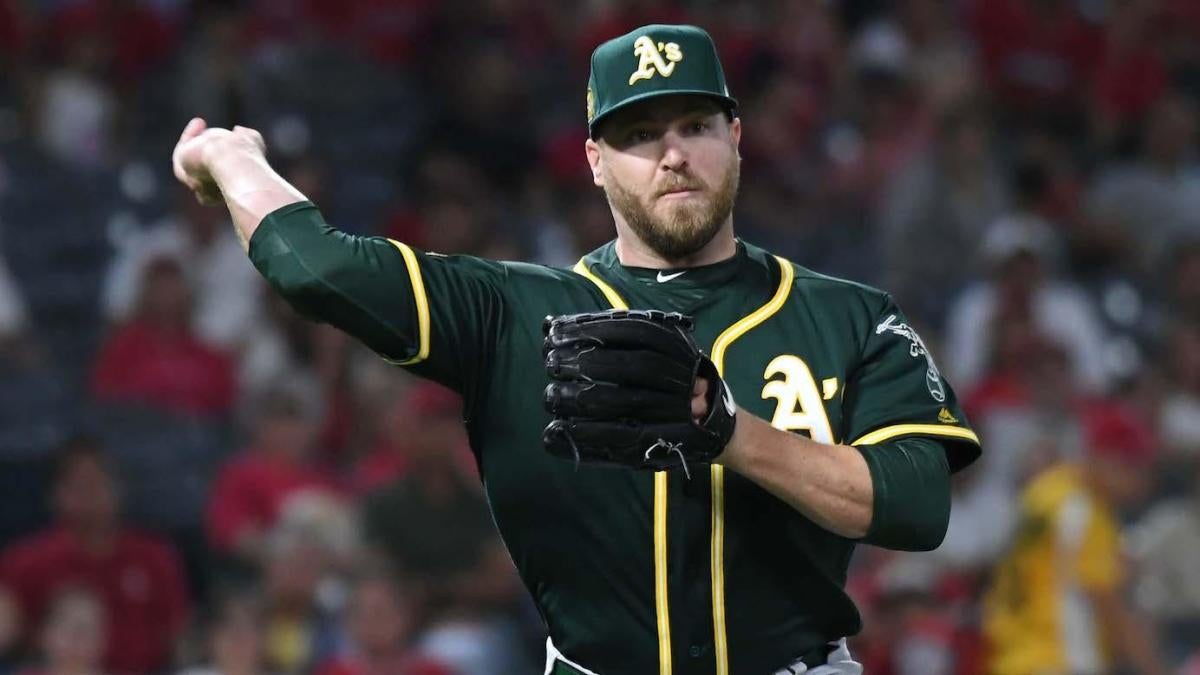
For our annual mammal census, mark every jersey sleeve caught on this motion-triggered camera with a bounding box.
[842,295,981,472]
[248,201,507,394]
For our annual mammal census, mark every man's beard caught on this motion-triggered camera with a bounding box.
[603,157,739,261]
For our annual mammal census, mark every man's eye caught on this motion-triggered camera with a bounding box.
[628,129,652,143]
[689,121,709,133]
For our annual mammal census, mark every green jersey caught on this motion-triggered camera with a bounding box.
[249,201,981,675]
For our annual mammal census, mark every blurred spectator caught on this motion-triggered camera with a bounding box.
[852,555,960,675]
[944,214,1109,394]
[314,572,451,675]
[0,244,31,366]
[258,527,341,675]
[879,101,1008,324]
[91,254,236,416]
[16,588,107,675]
[1090,0,1168,146]
[982,409,1168,675]
[349,380,453,496]
[0,438,189,675]
[44,0,177,87]
[1159,321,1200,456]
[1129,462,1200,661]
[237,289,355,463]
[1086,93,1200,272]
[177,593,270,675]
[0,585,21,675]
[176,3,255,129]
[33,36,117,169]
[361,384,522,675]
[1165,241,1200,322]
[361,384,484,593]
[967,0,1102,125]
[206,376,343,564]
[894,0,981,112]
[103,195,263,350]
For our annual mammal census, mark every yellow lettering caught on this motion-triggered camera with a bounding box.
[762,355,834,444]
[629,36,684,86]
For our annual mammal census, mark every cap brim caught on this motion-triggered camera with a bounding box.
[589,89,738,139]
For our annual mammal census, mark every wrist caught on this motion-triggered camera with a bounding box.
[717,408,759,472]
[203,135,266,188]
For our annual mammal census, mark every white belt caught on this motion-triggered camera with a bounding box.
[544,636,862,674]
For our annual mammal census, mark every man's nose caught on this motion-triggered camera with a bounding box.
[660,133,689,172]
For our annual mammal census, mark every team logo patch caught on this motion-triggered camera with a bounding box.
[586,88,595,122]
[628,36,683,85]
[875,314,946,402]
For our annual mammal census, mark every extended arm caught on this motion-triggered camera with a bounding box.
[719,411,951,550]
[171,118,508,390]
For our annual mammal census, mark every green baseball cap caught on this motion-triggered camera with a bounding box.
[587,24,737,138]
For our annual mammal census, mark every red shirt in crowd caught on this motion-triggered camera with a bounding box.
[206,452,341,553]
[0,527,189,674]
[90,320,235,416]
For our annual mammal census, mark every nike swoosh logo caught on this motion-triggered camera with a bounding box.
[656,271,686,283]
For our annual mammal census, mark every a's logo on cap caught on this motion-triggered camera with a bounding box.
[628,35,683,86]
[586,88,595,121]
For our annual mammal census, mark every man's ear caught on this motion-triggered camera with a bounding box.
[584,138,604,187]
[730,116,742,150]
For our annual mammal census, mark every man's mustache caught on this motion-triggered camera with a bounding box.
[655,178,706,197]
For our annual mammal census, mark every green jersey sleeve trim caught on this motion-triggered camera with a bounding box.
[382,239,430,366]
[851,423,980,447]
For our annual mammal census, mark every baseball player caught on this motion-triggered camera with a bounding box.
[173,24,981,675]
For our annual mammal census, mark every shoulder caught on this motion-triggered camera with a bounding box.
[0,529,69,570]
[753,245,893,320]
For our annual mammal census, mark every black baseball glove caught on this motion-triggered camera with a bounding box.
[542,309,737,477]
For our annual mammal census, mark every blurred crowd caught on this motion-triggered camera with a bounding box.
[0,0,1198,673]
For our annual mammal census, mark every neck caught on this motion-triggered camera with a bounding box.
[614,219,737,269]
[70,522,117,554]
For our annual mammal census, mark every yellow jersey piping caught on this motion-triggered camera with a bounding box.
[708,255,794,675]
[385,239,430,365]
[573,259,672,675]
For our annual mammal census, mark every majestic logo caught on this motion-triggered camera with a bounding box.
[629,36,683,85]
[656,270,686,283]
[875,314,946,402]
[938,407,958,424]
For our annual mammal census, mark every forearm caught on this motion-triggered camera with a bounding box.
[205,144,307,251]
[719,412,952,549]
[718,412,873,538]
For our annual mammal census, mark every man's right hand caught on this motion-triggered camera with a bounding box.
[171,117,267,206]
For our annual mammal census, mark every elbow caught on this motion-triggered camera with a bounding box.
[902,508,950,552]
[863,502,949,552]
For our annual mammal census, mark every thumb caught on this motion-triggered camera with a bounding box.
[179,117,207,144]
